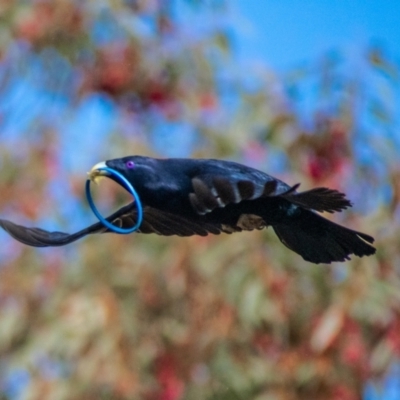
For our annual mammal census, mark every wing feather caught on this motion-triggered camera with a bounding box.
[281,187,352,213]
[0,203,225,247]
[189,173,350,216]
[188,174,290,216]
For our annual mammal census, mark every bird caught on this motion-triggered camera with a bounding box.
[0,156,375,264]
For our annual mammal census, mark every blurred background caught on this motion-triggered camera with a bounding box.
[0,1,399,399]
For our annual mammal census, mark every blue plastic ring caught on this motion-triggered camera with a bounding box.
[85,166,143,234]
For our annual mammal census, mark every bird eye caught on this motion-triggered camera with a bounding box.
[126,160,135,169]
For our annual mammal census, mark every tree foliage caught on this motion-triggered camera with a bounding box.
[0,1,398,400]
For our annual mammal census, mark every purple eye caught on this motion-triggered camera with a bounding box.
[126,160,135,169]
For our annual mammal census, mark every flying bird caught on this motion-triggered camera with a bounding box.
[0,156,375,264]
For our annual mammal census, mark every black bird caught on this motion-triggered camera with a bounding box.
[0,156,375,264]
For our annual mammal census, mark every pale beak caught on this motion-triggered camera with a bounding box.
[87,161,109,184]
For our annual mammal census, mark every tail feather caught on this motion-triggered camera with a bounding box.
[283,187,352,213]
[273,209,375,264]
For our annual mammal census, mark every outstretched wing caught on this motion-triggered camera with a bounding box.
[0,203,134,247]
[0,221,81,247]
[0,203,230,247]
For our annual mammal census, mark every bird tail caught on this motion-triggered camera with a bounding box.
[272,209,375,264]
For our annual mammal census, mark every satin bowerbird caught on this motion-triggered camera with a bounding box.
[0,156,375,264]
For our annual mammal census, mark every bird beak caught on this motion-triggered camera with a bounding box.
[87,161,109,184]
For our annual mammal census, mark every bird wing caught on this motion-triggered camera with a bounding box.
[188,174,295,215]
[0,203,135,247]
[280,187,352,213]
[188,173,351,215]
[0,220,81,247]
[0,203,228,247]
[117,206,224,237]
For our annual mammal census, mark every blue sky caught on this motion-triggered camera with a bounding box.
[233,0,400,70]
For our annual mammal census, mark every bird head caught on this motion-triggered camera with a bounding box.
[88,156,157,192]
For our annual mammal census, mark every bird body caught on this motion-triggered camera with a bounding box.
[105,156,292,221]
[0,156,376,264]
